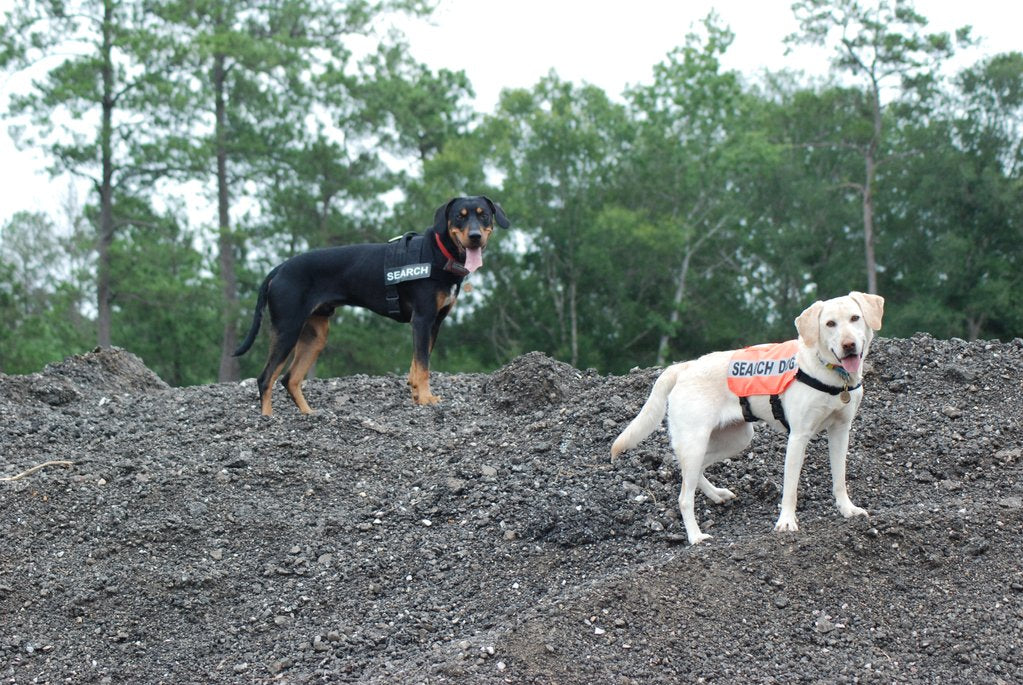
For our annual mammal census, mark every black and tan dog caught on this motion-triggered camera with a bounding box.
[234,196,509,415]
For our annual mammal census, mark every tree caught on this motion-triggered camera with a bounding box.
[0,212,92,372]
[787,0,971,294]
[486,75,632,368]
[139,0,434,382]
[1,0,166,347]
[624,16,776,363]
[107,197,222,385]
[356,39,476,166]
[880,52,1023,339]
[749,77,867,328]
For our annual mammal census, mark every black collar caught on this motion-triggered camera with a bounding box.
[795,369,861,395]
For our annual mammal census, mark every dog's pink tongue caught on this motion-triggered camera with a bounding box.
[841,355,862,373]
[464,247,483,273]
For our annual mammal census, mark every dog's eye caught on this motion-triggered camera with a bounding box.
[825,320,836,328]
[851,315,860,322]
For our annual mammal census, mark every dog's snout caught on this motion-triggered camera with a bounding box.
[842,341,858,354]
[468,228,483,246]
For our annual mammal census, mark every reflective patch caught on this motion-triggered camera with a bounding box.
[727,339,800,397]
[385,263,432,284]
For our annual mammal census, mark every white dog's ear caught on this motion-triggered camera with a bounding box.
[850,291,885,330]
[795,301,823,347]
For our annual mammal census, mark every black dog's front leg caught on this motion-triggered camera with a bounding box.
[408,310,440,405]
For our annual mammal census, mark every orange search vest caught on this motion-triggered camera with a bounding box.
[726,339,800,398]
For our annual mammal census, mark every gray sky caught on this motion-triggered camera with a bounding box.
[0,0,1016,227]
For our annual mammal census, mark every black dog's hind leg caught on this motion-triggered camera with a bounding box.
[280,315,329,414]
[257,319,305,416]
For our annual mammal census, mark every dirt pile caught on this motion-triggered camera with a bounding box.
[1,336,1022,684]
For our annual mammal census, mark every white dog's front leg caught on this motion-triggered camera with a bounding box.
[775,433,811,532]
[828,424,867,519]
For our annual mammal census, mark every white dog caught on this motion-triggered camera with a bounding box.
[611,291,884,545]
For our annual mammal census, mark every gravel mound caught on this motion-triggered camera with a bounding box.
[0,347,168,409]
[1,335,1022,683]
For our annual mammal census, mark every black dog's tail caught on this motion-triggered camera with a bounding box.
[233,264,281,357]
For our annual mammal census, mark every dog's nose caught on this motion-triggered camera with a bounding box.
[468,229,482,247]
[842,341,858,355]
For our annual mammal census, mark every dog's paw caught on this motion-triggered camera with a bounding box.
[688,532,713,545]
[838,503,868,519]
[609,438,626,461]
[706,487,737,504]
[774,513,799,533]
[415,393,441,406]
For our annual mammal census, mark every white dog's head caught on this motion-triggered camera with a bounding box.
[795,291,885,374]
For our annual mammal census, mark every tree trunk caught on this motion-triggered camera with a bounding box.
[966,315,984,341]
[862,80,882,295]
[96,0,115,347]
[656,249,692,366]
[568,277,578,368]
[215,51,240,382]
[862,152,877,295]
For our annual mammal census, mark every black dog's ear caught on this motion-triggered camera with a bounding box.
[432,198,459,232]
[482,196,510,228]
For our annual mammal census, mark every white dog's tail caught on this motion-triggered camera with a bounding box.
[611,364,683,459]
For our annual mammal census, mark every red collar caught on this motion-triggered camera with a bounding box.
[434,233,469,277]
[434,232,457,260]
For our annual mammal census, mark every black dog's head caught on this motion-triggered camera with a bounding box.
[432,196,509,273]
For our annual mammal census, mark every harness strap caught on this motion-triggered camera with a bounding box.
[739,396,758,423]
[739,394,790,432]
[385,232,418,317]
[770,394,789,432]
[738,368,861,434]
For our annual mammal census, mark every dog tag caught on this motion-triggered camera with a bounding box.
[463,281,473,293]
[839,389,851,404]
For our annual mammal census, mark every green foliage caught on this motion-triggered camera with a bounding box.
[750,81,867,303]
[478,74,634,368]
[356,40,477,164]
[2,2,1022,383]
[0,212,92,373]
[619,15,780,363]
[880,53,1023,340]
[786,0,974,295]
[787,0,968,76]
[107,198,222,386]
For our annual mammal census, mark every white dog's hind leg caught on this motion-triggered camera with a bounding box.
[674,430,713,545]
[678,480,712,545]
[775,432,811,532]
[699,476,736,504]
[827,424,867,519]
[697,422,752,504]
